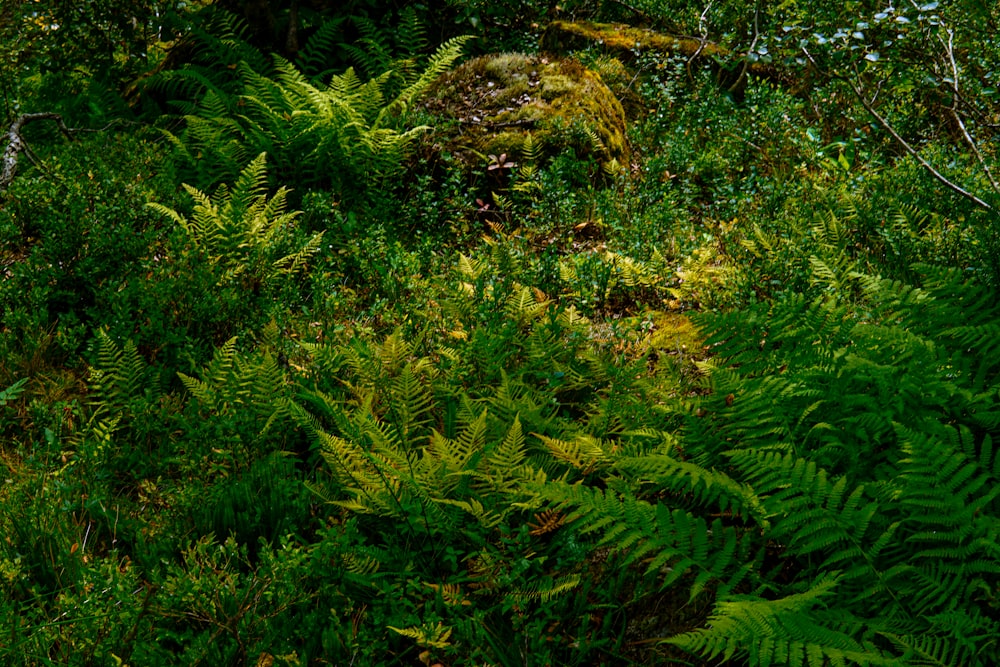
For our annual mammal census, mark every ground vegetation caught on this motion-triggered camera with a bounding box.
[1,0,998,665]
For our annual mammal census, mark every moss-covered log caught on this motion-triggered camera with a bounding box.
[541,20,783,93]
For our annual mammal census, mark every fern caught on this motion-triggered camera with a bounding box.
[343,8,430,83]
[616,454,770,526]
[299,343,547,531]
[89,330,149,414]
[387,621,453,649]
[168,35,470,195]
[177,336,295,445]
[342,14,397,81]
[667,575,900,667]
[535,433,612,474]
[294,16,347,79]
[505,574,581,603]
[148,153,323,289]
[394,7,430,70]
[136,9,269,115]
[665,263,1000,666]
[540,482,756,599]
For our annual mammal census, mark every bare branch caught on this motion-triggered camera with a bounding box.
[854,84,993,210]
[727,0,760,94]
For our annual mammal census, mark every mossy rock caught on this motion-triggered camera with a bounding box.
[419,53,629,176]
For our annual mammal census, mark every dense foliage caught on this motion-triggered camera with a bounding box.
[1,0,998,665]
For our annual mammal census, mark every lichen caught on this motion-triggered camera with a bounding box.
[419,53,629,175]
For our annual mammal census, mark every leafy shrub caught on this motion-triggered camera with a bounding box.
[0,132,176,367]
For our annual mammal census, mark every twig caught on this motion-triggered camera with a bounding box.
[458,118,537,129]
[604,0,651,21]
[854,83,992,210]
[727,0,760,94]
[116,583,159,665]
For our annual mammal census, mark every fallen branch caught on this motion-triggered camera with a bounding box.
[1,113,76,195]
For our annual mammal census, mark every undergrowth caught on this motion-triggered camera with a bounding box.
[1,4,999,665]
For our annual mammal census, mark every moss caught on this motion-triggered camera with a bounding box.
[539,74,577,99]
[646,312,703,354]
[419,53,629,176]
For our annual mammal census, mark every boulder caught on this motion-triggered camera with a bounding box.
[419,53,629,175]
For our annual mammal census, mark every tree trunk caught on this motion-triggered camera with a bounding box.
[1,113,75,195]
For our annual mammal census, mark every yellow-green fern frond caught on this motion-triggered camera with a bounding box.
[388,622,453,649]
[536,433,612,473]
[428,409,487,472]
[148,155,322,286]
[506,575,581,603]
[380,35,472,121]
[506,285,550,323]
[458,253,485,280]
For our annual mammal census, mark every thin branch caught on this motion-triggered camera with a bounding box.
[687,1,713,82]
[803,48,993,211]
[603,0,651,21]
[938,27,999,194]
[727,0,760,94]
[855,85,993,210]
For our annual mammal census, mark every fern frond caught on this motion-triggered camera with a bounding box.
[387,622,453,649]
[487,416,527,472]
[377,35,472,123]
[881,631,981,667]
[272,231,325,276]
[88,331,153,417]
[506,575,581,603]
[177,337,239,410]
[395,6,429,67]
[506,285,549,323]
[542,483,753,597]
[296,16,347,78]
[535,434,612,473]
[616,455,769,526]
[429,408,487,473]
[345,14,395,79]
[227,152,270,212]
